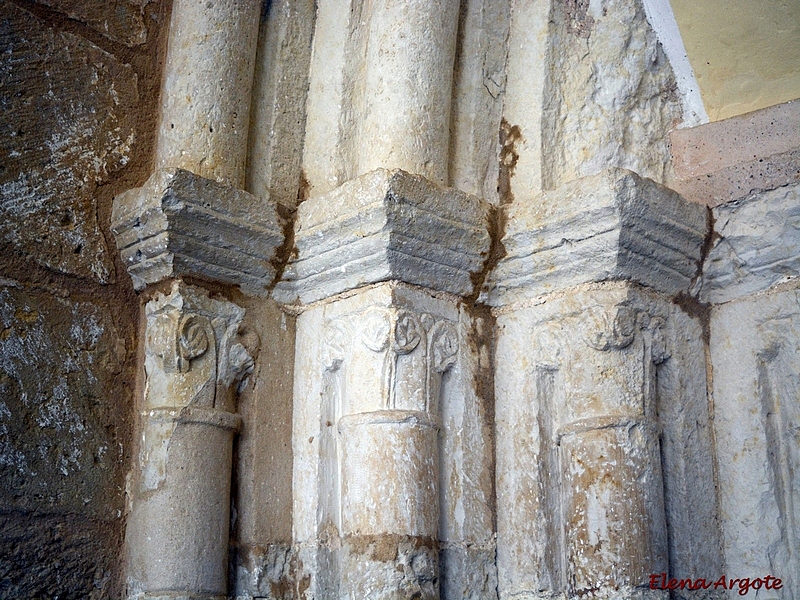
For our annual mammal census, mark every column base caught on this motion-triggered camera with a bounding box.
[340,534,439,600]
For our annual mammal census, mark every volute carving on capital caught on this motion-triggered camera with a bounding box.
[322,306,458,416]
[583,304,638,351]
[581,304,670,365]
[144,282,256,411]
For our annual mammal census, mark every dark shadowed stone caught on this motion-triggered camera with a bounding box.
[0,283,128,519]
[0,1,139,282]
[33,0,150,46]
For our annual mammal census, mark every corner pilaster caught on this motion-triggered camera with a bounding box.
[487,168,718,600]
[286,169,494,599]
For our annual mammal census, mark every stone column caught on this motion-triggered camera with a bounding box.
[112,171,282,597]
[154,0,261,188]
[486,169,710,599]
[357,0,460,184]
[323,291,457,599]
[276,169,492,599]
[124,282,256,600]
[111,3,283,589]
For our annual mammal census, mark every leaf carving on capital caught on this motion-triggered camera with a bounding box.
[323,306,459,416]
[430,321,458,374]
[394,311,422,355]
[360,308,392,353]
[144,283,254,410]
[584,304,638,351]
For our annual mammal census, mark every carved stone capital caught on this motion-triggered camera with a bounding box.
[273,169,492,305]
[484,168,708,307]
[144,281,257,414]
[323,304,458,417]
[111,169,284,294]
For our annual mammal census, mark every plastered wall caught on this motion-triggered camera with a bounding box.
[670,0,800,121]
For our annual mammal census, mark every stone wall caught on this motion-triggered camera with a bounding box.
[0,0,168,597]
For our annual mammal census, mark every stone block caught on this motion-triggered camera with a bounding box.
[0,511,121,599]
[274,169,492,305]
[33,0,150,46]
[542,0,681,189]
[0,282,128,519]
[111,169,285,294]
[0,1,138,282]
[696,182,800,304]
[484,169,707,306]
[709,288,800,592]
[669,100,800,207]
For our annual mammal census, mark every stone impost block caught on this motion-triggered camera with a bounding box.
[696,182,800,304]
[111,168,284,294]
[273,169,492,305]
[484,169,707,306]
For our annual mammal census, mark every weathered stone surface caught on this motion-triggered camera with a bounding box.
[495,284,681,599]
[669,100,800,207]
[126,282,256,599]
[542,0,683,189]
[246,0,315,209]
[447,0,510,203]
[485,169,707,307]
[710,287,800,599]
[0,282,127,517]
[154,0,260,188]
[301,0,460,195]
[232,543,295,600]
[34,0,150,46]
[0,281,130,598]
[112,169,285,294]
[292,283,494,599]
[501,0,550,199]
[231,297,296,600]
[0,511,121,599]
[0,1,138,282]
[275,169,492,305]
[357,0,460,185]
[697,183,800,304]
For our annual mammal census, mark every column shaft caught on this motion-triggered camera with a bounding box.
[358,0,460,183]
[125,283,255,600]
[155,0,261,187]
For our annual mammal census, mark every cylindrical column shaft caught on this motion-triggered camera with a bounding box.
[155,0,261,187]
[357,0,460,184]
[130,409,239,599]
[125,283,254,600]
[339,410,439,599]
[559,420,667,594]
